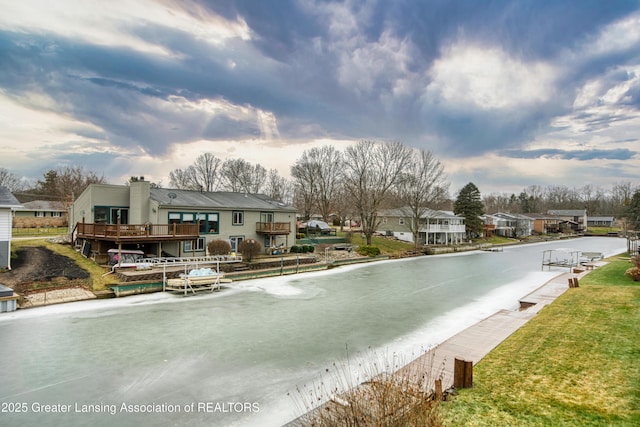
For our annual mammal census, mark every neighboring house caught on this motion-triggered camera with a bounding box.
[547,209,588,232]
[527,213,562,234]
[13,200,68,227]
[0,186,22,269]
[377,207,466,245]
[69,179,297,261]
[482,213,534,238]
[587,216,616,228]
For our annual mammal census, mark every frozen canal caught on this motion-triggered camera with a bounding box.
[0,237,627,426]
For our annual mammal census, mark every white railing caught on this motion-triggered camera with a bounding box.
[139,254,243,266]
[419,225,466,233]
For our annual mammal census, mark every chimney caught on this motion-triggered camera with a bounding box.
[129,178,151,224]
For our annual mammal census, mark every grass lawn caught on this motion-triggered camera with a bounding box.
[347,232,416,255]
[441,254,640,426]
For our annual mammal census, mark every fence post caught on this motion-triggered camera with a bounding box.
[434,379,443,401]
[454,357,473,388]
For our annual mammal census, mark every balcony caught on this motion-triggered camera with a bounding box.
[419,224,466,233]
[256,222,291,235]
[75,222,200,243]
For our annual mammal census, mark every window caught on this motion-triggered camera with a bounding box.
[94,207,108,223]
[229,236,244,252]
[184,237,205,252]
[197,213,207,233]
[232,211,244,226]
[168,212,219,234]
[399,218,405,225]
[207,213,219,233]
[260,212,274,223]
[111,208,128,224]
[35,211,45,217]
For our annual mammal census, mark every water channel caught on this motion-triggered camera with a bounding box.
[0,237,627,426]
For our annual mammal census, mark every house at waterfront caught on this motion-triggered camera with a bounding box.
[547,209,587,232]
[377,207,466,245]
[587,216,616,228]
[0,186,22,269]
[482,213,534,238]
[13,200,68,227]
[69,179,297,262]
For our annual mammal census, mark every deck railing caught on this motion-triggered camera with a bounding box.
[76,222,199,239]
[256,222,291,234]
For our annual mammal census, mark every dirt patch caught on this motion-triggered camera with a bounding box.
[1,246,90,293]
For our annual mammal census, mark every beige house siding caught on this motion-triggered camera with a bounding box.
[71,181,297,257]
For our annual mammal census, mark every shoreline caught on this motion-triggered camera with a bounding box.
[284,264,600,426]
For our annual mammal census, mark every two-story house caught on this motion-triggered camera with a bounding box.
[69,179,297,261]
[0,186,22,269]
[377,207,466,245]
[482,213,534,238]
[547,209,588,232]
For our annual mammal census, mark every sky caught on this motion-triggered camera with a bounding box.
[1,0,639,195]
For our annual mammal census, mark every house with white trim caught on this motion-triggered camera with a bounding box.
[377,207,466,245]
[482,213,534,238]
[0,186,22,269]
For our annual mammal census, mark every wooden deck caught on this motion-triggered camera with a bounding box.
[75,222,199,243]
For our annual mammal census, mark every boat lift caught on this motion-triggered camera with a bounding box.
[541,248,580,272]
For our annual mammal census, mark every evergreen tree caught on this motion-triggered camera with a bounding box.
[454,182,484,239]
[627,190,640,231]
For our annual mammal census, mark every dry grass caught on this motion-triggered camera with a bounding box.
[292,348,445,427]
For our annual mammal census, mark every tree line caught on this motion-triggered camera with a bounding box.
[2,143,639,236]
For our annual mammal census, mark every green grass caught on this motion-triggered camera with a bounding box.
[586,226,621,235]
[347,233,416,256]
[11,226,68,236]
[441,254,640,426]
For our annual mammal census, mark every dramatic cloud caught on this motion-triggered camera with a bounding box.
[0,0,639,194]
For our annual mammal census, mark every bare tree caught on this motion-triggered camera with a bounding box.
[264,169,293,204]
[291,155,320,221]
[169,152,222,191]
[220,158,267,193]
[291,146,344,221]
[343,140,413,245]
[0,168,28,192]
[35,166,105,201]
[396,149,448,250]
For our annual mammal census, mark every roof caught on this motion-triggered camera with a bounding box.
[0,186,22,209]
[379,207,462,219]
[17,200,66,212]
[150,188,296,212]
[588,216,615,221]
[548,209,586,216]
[490,212,535,220]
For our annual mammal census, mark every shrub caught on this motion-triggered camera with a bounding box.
[290,245,301,253]
[303,245,315,253]
[238,239,261,262]
[357,245,380,257]
[625,267,640,281]
[296,233,306,239]
[208,239,231,255]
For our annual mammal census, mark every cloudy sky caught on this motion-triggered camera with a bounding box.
[1,0,639,195]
